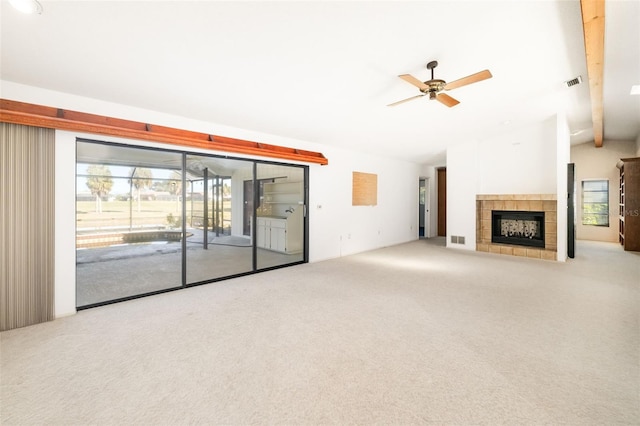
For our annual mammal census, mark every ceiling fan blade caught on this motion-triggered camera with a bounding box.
[387,94,425,107]
[436,93,460,108]
[444,69,492,91]
[398,74,429,90]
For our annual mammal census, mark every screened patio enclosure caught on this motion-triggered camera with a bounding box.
[76,139,307,308]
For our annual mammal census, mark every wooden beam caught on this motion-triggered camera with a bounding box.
[0,99,329,165]
[580,0,605,148]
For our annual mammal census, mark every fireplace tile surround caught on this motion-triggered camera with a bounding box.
[476,194,557,261]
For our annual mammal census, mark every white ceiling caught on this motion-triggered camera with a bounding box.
[1,0,639,164]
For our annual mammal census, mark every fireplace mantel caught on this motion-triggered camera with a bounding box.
[476,194,557,260]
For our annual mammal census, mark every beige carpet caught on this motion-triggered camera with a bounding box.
[1,239,639,425]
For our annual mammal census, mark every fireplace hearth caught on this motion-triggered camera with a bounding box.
[491,210,545,248]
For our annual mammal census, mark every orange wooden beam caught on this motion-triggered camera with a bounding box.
[580,0,605,148]
[0,99,329,165]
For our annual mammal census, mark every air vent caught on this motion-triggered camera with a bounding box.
[564,76,583,88]
[450,236,466,244]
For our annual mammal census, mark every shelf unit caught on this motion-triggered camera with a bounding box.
[262,181,304,215]
[617,157,640,251]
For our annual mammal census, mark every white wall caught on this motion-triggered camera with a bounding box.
[636,133,640,157]
[2,81,420,318]
[478,118,558,194]
[55,131,77,317]
[570,139,637,242]
[446,140,480,249]
[309,148,420,258]
[556,114,569,262]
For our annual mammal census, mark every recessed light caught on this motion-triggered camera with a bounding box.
[631,85,640,95]
[8,0,42,14]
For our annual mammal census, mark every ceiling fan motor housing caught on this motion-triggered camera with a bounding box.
[422,79,446,96]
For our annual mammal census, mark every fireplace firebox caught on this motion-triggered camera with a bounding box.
[491,210,545,248]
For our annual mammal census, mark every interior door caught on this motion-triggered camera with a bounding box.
[437,168,447,237]
[419,179,426,238]
[567,163,576,258]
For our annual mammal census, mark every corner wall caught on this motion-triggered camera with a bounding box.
[446,117,559,251]
[446,115,568,260]
[570,139,637,242]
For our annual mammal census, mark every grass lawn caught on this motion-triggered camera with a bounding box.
[77,200,232,231]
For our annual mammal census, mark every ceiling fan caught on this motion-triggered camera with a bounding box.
[388,60,492,108]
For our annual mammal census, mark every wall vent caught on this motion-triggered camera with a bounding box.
[564,76,583,88]
[450,236,466,244]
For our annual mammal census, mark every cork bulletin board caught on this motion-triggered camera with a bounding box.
[352,171,377,206]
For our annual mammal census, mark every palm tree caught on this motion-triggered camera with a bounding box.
[128,167,153,212]
[86,165,113,213]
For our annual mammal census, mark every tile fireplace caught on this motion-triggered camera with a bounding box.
[476,194,557,260]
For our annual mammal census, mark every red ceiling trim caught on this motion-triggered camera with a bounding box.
[0,99,329,165]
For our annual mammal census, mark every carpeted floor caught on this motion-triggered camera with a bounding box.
[1,239,639,425]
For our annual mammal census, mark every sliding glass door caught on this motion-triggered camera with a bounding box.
[76,142,184,307]
[76,140,308,309]
[185,155,254,283]
[256,163,305,269]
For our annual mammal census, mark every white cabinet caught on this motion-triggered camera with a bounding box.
[257,217,268,249]
[257,217,287,252]
[256,215,302,254]
[269,219,287,252]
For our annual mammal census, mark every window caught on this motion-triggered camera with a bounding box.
[582,180,609,226]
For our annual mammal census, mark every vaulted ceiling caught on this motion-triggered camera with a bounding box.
[1,1,638,164]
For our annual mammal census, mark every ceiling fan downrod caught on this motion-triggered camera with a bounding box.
[426,60,438,80]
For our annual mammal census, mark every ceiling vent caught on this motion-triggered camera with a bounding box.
[564,76,583,88]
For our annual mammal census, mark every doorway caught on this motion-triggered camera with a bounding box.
[419,178,430,238]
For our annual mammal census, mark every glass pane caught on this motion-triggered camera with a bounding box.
[582,180,609,227]
[583,191,608,203]
[583,180,608,191]
[256,163,305,269]
[76,141,183,307]
[185,155,254,283]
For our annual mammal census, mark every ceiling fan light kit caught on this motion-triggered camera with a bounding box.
[389,60,492,108]
[8,0,43,14]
